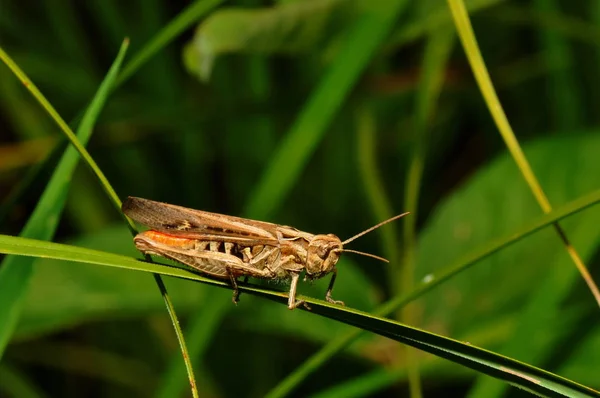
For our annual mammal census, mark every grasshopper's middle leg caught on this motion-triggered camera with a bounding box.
[225,251,278,305]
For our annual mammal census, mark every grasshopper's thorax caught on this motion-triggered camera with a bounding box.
[305,233,343,277]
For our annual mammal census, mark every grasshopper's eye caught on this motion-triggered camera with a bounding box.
[317,246,329,259]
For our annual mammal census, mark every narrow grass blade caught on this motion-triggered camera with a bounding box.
[155,293,230,398]
[301,303,599,398]
[0,40,129,357]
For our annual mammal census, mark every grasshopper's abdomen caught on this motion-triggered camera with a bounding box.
[136,230,197,249]
[133,230,283,278]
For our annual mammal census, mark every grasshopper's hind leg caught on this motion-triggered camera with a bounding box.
[226,272,252,304]
[226,267,241,304]
[234,276,250,304]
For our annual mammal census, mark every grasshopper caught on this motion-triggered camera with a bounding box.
[122,196,409,310]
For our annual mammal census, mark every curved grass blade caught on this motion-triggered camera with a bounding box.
[0,233,597,397]
[299,303,600,398]
[264,188,600,398]
[0,40,129,358]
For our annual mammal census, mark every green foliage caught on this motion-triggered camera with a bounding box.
[1,0,599,397]
[184,0,349,81]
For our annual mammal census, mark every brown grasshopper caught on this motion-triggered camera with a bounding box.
[122,196,409,310]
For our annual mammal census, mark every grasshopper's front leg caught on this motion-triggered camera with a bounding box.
[287,273,312,310]
[325,268,344,306]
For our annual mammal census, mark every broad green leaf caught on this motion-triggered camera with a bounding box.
[416,133,600,340]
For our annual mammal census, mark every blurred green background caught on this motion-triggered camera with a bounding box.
[1,0,599,397]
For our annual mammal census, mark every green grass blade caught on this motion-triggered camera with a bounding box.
[0,233,598,398]
[0,234,311,299]
[307,304,599,398]
[244,0,411,220]
[155,294,229,398]
[0,40,129,358]
[263,188,600,398]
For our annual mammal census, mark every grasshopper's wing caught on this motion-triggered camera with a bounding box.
[123,196,281,245]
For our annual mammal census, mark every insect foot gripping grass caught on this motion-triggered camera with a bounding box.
[122,197,409,310]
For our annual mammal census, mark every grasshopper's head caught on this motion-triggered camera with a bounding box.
[306,234,343,277]
[305,212,411,278]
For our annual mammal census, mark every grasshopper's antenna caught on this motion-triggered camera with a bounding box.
[341,212,410,246]
[341,249,389,263]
